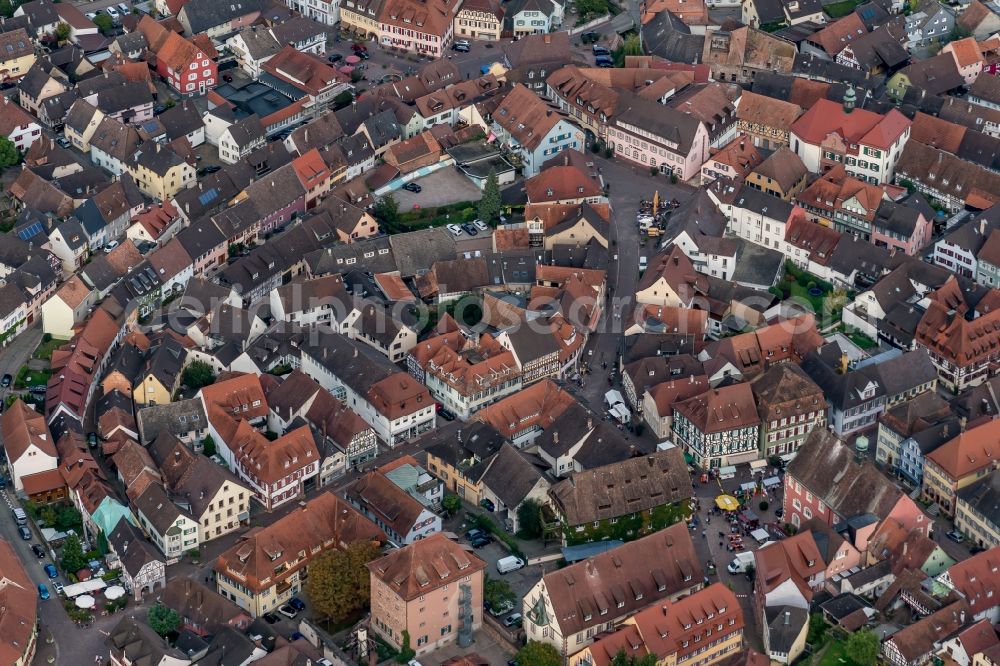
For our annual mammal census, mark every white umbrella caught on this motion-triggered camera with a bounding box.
[104,586,125,600]
[75,594,95,609]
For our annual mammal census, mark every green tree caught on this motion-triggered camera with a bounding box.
[441,494,461,515]
[54,505,82,532]
[611,650,658,666]
[516,641,561,666]
[306,540,381,623]
[374,194,400,229]
[0,136,20,168]
[622,34,643,57]
[0,0,15,19]
[201,435,217,458]
[846,629,880,666]
[484,576,516,611]
[93,13,113,33]
[517,499,543,539]
[182,360,216,390]
[396,630,415,663]
[147,603,181,637]
[54,22,70,42]
[477,168,501,223]
[60,534,88,573]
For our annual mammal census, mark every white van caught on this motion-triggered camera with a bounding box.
[727,551,755,574]
[496,555,525,574]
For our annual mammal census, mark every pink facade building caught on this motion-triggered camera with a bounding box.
[609,97,710,182]
[870,197,934,256]
[368,533,486,657]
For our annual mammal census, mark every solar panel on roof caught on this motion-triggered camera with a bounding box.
[17,222,43,240]
[197,189,218,206]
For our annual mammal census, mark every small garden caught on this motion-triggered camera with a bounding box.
[770,261,848,323]
[824,0,862,17]
[14,365,51,389]
[32,334,61,361]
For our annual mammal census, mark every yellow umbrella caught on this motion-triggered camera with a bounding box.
[653,190,660,212]
[715,495,739,512]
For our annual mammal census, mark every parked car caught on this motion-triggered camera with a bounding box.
[595,55,613,68]
[202,165,221,174]
[446,223,463,237]
[473,219,489,232]
[488,599,514,616]
[289,597,306,612]
[580,31,599,43]
[592,45,610,55]
[153,105,167,115]
[31,544,45,558]
[461,223,478,236]
[503,613,522,628]
[774,507,784,519]
[105,6,120,21]
[44,563,57,579]
[38,584,49,600]
[277,604,298,619]
[479,498,494,511]
[56,137,72,149]
[402,182,421,193]
[327,53,343,63]
[289,632,304,641]
[104,240,120,253]
[470,534,492,548]
[18,526,30,540]
[453,40,470,52]
[222,74,233,82]
[437,408,456,421]
[1,373,11,387]
[118,2,130,13]
[53,582,64,596]
[947,530,964,543]
[262,612,279,624]
[87,433,98,448]
[465,528,486,541]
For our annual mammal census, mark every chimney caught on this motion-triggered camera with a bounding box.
[156,143,161,153]
[586,416,593,430]
[544,34,551,44]
[960,415,967,432]
[903,541,908,557]
[981,218,987,236]
[839,353,848,374]
[783,611,790,626]
[552,431,559,444]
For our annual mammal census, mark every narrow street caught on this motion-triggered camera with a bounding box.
[576,154,696,416]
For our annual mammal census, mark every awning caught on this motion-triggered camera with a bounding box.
[683,452,695,464]
[718,465,737,477]
[740,482,757,492]
[763,476,781,488]
[751,528,770,542]
[716,495,740,511]
[749,459,768,471]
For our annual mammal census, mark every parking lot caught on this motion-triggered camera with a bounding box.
[392,168,484,210]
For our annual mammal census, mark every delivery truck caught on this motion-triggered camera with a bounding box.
[727,551,756,574]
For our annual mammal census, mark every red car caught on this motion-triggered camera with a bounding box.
[352,43,368,53]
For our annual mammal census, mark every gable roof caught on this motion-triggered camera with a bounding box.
[367,532,486,601]
[787,429,905,520]
[549,448,693,525]
[536,523,702,636]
